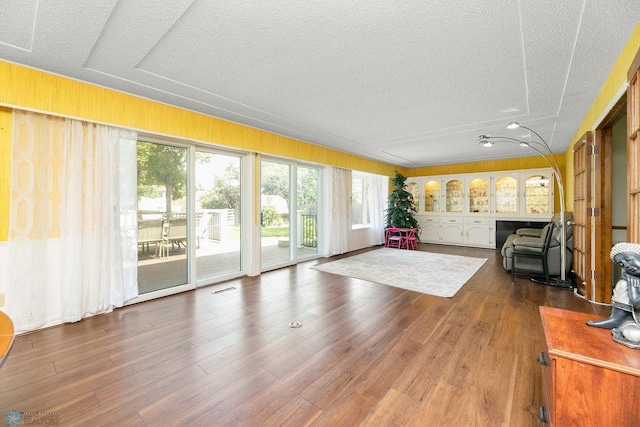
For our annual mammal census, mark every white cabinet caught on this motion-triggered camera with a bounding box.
[464,217,495,248]
[409,168,553,218]
[416,215,494,248]
[418,216,439,242]
[440,218,464,244]
[409,168,554,249]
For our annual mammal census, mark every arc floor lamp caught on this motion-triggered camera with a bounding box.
[478,122,571,287]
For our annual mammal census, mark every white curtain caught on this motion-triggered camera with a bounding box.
[329,167,352,255]
[368,174,389,245]
[6,111,138,332]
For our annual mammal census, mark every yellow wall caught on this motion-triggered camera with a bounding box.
[0,61,399,174]
[563,23,640,211]
[407,155,564,177]
[0,61,405,241]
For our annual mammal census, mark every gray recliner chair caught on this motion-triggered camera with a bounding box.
[501,212,573,278]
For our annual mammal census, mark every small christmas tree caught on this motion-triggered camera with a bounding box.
[385,171,419,230]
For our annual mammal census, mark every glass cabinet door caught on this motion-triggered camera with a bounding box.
[424,180,441,213]
[494,176,518,214]
[468,178,489,213]
[406,180,420,211]
[445,179,463,213]
[524,174,551,214]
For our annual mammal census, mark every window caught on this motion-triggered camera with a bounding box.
[351,172,371,227]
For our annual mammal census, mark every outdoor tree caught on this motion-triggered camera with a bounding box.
[137,141,187,215]
[261,161,290,200]
[386,171,419,229]
[199,163,241,211]
[297,167,318,214]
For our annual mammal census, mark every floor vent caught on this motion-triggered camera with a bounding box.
[213,286,237,294]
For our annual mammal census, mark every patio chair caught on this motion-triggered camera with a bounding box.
[138,219,164,255]
[167,217,187,250]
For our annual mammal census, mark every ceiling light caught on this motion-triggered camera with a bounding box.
[478,138,494,147]
[506,122,520,129]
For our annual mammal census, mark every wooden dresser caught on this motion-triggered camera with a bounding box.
[0,310,14,369]
[539,306,640,425]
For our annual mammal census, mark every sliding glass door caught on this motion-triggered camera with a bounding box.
[297,165,320,260]
[261,160,292,269]
[195,150,242,284]
[135,143,315,293]
[260,159,321,270]
[136,141,189,294]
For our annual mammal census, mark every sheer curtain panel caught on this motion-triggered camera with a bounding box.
[368,174,388,246]
[5,111,138,332]
[329,167,352,255]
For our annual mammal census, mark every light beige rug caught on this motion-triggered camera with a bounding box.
[311,248,487,297]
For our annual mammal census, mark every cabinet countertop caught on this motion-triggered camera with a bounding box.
[540,306,640,376]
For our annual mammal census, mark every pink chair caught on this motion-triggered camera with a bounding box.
[402,228,418,250]
[385,228,403,248]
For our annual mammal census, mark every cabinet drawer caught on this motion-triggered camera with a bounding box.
[464,217,490,225]
[441,217,463,224]
[421,217,440,223]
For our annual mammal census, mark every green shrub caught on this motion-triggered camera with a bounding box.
[261,204,281,226]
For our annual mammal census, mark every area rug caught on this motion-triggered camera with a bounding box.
[311,248,487,297]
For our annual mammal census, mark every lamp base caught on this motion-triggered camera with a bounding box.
[529,276,573,289]
[550,278,573,289]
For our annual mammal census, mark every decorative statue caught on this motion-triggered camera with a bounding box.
[587,242,640,348]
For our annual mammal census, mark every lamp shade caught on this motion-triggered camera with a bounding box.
[506,122,520,129]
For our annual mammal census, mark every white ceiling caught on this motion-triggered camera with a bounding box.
[0,1,638,167]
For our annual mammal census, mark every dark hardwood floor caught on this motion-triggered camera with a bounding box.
[0,244,608,426]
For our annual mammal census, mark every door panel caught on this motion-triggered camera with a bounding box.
[593,128,613,303]
[195,151,242,284]
[137,141,189,294]
[573,134,591,298]
[261,159,293,270]
[297,166,320,260]
[628,50,640,242]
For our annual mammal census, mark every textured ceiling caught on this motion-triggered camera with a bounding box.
[0,0,638,167]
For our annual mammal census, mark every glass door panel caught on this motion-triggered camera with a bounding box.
[468,178,489,213]
[137,141,189,294]
[297,166,319,260]
[405,180,420,212]
[424,180,440,213]
[445,179,463,213]
[495,176,518,214]
[525,174,551,214]
[195,151,242,283]
[261,160,292,269]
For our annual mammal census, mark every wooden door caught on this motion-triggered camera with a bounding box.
[592,94,626,303]
[573,133,591,298]
[628,49,640,243]
[593,128,613,302]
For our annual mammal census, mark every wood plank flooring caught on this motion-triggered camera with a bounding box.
[0,244,608,426]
